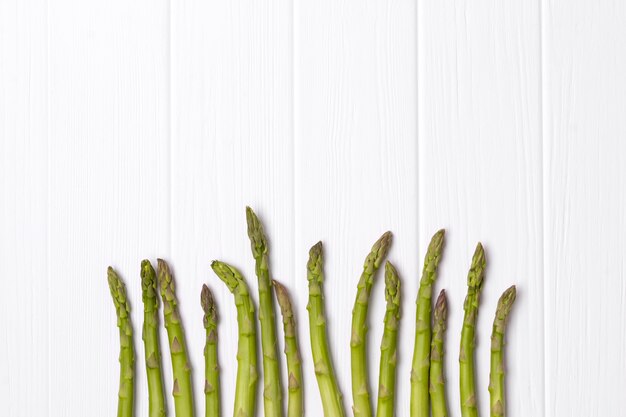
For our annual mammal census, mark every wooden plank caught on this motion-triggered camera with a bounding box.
[418,1,543,416]
[0,1,49,415]
[544,1,626,414]
[294,0,419,414]
[47,1,170,415]
[170,0,293,415]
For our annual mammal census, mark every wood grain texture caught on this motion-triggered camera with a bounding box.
[544,0,626,415]
[46,1,170,416]
[418,1,544,416]
[2,1,626,416]
[294,0,418,415]
[170,0,293,416]
[0,1,49,416]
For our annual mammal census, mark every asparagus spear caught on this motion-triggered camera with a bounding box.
[245,207,283,417]
[351,231,392,417]
[375,261,401,417]
[157,259,194,417]
[273,279,304,417]
[489,286,516,417]
[107,267,135,417]
[201,285,220,417]
[307,242,346,417]
[459,244,486,417]
[430,290,448,417]
[140,260,166,417]
[410,229,445,417]
[211,261,258,417]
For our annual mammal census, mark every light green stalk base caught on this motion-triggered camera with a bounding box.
[376,262,401,417]
[141,261,166,417]
[246,207,283,417]
[351,231,392,417]
[489,286,516,417]
[274,280,304,417]
[307,242,346,417]
[459,244,486,417]
[430,290,448,417]
[201,285,220,417]
[108,267,135,417]
[212,261,258,417]
[158,259,194,417]
[410,229,445,417]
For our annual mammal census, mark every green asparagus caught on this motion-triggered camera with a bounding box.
[201,284,220,417]
[107,267,135,417]
[489,286,516,417]
[273,279,304,417]
[140,260,166,417]
[211,261,258,417]
[410,229,445,417]
[375,261,401,417]
[429,290,448,417]
[157,259,194,417]
[245,207,283,417]
[351,231,392,417]
[307,242,346,417]
[459,244,486,417]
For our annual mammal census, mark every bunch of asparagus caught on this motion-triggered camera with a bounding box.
[107,208,517,417]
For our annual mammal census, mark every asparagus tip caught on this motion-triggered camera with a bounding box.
[371,231,393,268]
[201,284,217,325]
[497,285,517,316]
[211,260,240,292]
[272,279,292,312]
[307,241,324,279]
[434,289,447,320]
[140,259,155,280]
[467,242,486,288]
[245,206,267,256]
[429,229,446,252]
[156,258,169,273]
[201,284,214,311]
[384,261,400,302]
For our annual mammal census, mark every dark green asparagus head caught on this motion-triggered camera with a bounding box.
[434,289,447,324]
[363,231,392,273]
[246,206,268,259]
[384,261,401,307]
[211,260,244,293]
[495,285,516,320]
[423,229,445,276]
[201,284,217,328]
[107,267,131,327]
[140,259,158,308]
[307,241,324,282]
[157,258,179,306]
[467,242,486,289]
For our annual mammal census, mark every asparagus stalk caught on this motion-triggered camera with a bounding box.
[211,261,258,417]
[430,290,448,417]
[107,267,135,417]
[459,244,486,417]
[140,260,166,417]
[245,207,283,417]
[201,285,220,417]
[351,231,392,417]
[273,279,304,417]
[157,259,194,417]
[410,229,445,417]
[375,261,401,417]
[489,286,516,417]
[307,242,346,417]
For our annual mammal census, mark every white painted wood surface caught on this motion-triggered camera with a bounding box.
[1,1,624,416]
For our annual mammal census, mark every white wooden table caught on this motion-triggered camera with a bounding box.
[1,0,624,416]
